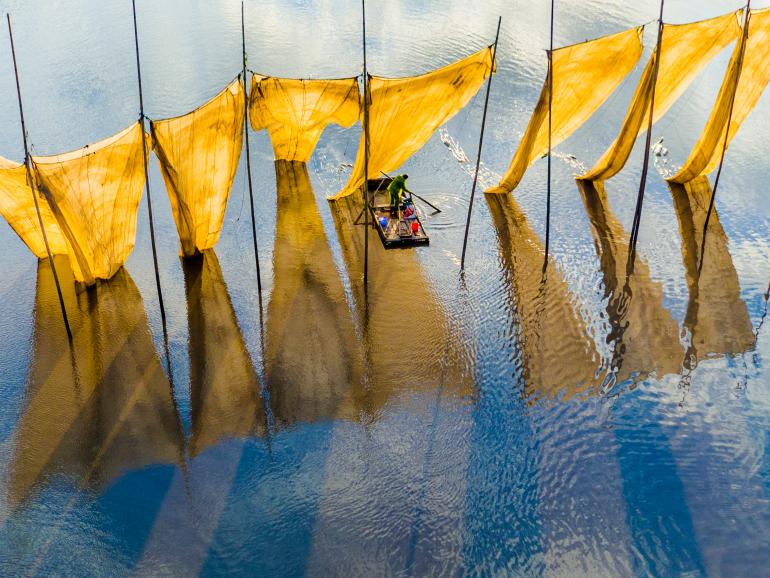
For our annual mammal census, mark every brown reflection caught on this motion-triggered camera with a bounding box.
[485,193,634,573]
[577,180,683,382]
[10,258,183,508]
[330,193,473,411]
[669,177,753,365]
[307,191,475,576]
[266,161,364,427]
[485,193,598,399]
[182,250,266,456]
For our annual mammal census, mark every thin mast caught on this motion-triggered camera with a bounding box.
[242,1,263,294]
[362,0,370,286]
[460,16,502,271]
[242,1,272,449]
[544,0,555,264]
[7,14,73,341]
[628,0,665,268]
[699,1,751,273]
[131,0,167,323]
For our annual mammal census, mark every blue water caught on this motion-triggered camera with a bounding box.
[0,0,769,576]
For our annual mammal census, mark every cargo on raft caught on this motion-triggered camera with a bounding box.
[361,177,429,248]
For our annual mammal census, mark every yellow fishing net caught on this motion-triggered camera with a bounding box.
[152,78,244,257]
[330,46,495,200]
[250,75,360,163]
[33,122,149,285]
[0,156,67,258]
[670,8,770,183]
[581,11,740,182]
[487,27,643,194]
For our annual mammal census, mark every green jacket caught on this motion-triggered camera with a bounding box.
[387,175,411,197]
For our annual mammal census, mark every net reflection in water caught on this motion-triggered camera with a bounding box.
[578,179,683,384]
[10,258,183,509]
[182,250,267,457]
[265,160,364,427]
[485,192,599,400]
[669,176,754,367]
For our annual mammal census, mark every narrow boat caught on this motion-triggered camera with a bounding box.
[364,177,429,248]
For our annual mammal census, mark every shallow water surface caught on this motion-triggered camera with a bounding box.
[0,0,769,576]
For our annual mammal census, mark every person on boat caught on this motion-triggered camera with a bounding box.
[387,174,412,217]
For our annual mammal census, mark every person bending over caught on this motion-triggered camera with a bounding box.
[387,174,411,218]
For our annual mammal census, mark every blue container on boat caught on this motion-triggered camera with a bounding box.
[379,216,388,228]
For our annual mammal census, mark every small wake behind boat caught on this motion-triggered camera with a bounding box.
[363,177,429,248]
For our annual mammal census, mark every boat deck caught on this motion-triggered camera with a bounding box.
[366,179,430,248]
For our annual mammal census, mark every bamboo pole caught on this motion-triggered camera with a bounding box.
[7,14,73,341]
[460,16,502,271]
[362,0,370,286]
[628,0,665,268]
[243,4,272,450]
[131,0,167,322]
[699,1,751,273]
[544,0,555,264]
[241,1,263,294]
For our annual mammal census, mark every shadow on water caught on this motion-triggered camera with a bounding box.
[289,194,475,575]
[574,181,701,575]
[330,193,474,402]
[155,162,370,578]
[485,191,638,576]
[182,250,267,457]
[596,178,765,577]
[3,260,189,576]
[485,191,599,400]
[577,180,683,386]
[8,257,184,510]
[165,164,477,577]
[264,160,364,428]
[115,249,273,577]
[668,177,754,371]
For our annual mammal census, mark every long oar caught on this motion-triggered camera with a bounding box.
[380,171,442,213]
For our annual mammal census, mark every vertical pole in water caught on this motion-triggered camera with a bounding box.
[544,0,555,264]
[362,0,370,286]
[699,1,751,273]
[628,0,665,266]
[242,2,273,448]
[132,0,167,323]
[460,16,501,271]
[7,14,72,341]
[242,1,263,294]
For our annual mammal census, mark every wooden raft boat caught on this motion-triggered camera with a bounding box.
[364,177,429,248]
